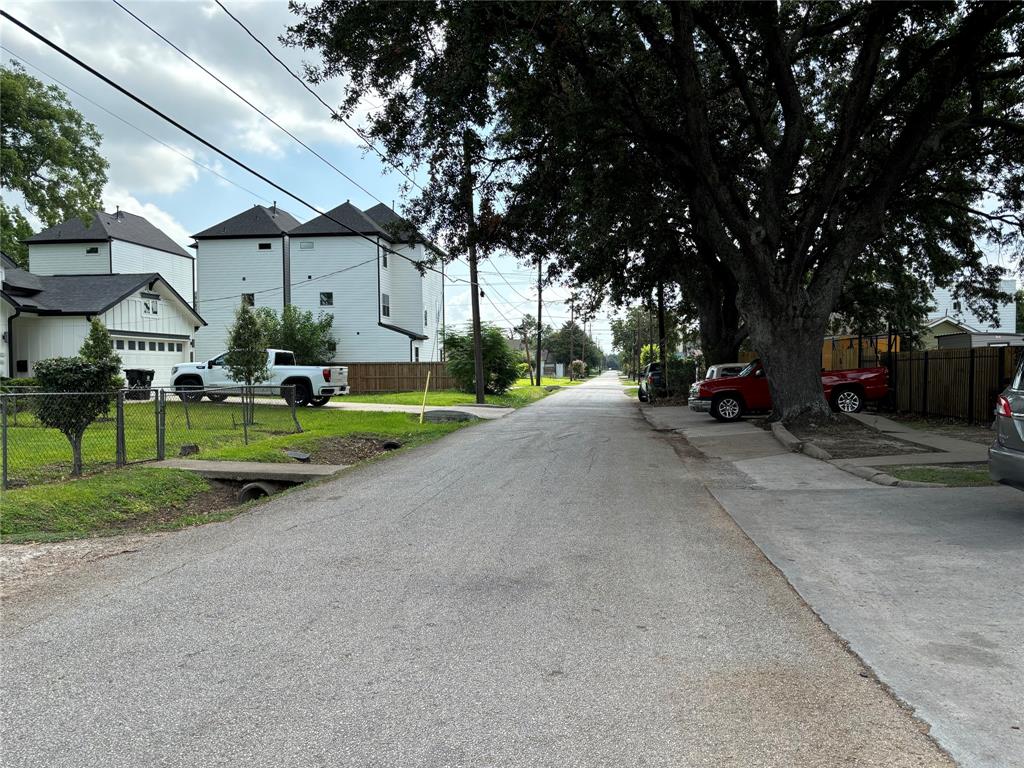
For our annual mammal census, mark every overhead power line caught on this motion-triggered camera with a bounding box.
[111,0,384,206]
[213,0,425,194]
[0,44,274,206]
[199,256,377,305]
[0,9,477,289]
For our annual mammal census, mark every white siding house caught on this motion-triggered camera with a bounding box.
[1,255,204,385]
[192,205,299,361]
[927,279,1018,333]
[194,201,445,364]
[26,209,195,304]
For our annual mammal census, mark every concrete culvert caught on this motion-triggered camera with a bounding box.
[237,480,289,503]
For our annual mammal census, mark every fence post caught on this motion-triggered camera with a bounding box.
[242,386,249,446]
[116,390,126,467]
[1,395,8,490]
[288,385,302,433]
[921,351,929,416]
[967,348,977,424]
[156,390,166,461]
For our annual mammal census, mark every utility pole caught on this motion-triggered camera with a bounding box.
[635,310,641,383]
[569,295,575,380]
[462,130,485,405]
[657,282,667,394]
[536,256,543,387]
[581,317,588,376]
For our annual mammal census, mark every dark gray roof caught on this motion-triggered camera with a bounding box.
[192,205,301,240]
[3,272,203,323]
[289,201,396,240]
[1,260,44,294]
[25,210,192,258]
[363,203,420,243]
[0,251,17,269]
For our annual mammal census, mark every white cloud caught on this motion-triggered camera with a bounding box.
[102,186,192,249]
[107,143,200,196]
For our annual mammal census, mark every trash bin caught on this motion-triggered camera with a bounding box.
[124,368,155,400]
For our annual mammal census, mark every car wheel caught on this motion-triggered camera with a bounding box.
[293,380,312,407]
[638,388,648,402]
[174,379,204,403]
[832,387,864,414]
[206,393,229,403]
[310,396,330,407]
[711,393,743,422]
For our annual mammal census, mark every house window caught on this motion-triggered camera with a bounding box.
[258,242,272,250]
[149,342,157,351]
[16,360,28,373]
[176,343,183,352]
[115,339,125,350]
[158,342,166,352]
[299,241,314,250]
[241,293,255,306]
[86,246,99,255]
[382,253,388,268]
[953,300,962,312]
[143,297,160,316]
[424,310,428,327]
[320,292,334,307]
[128,340,136,350]
[327,340,337,354]
[381,293,390,318]
[414,347,420,362]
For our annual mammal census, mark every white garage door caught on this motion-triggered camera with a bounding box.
[113,336,190,387]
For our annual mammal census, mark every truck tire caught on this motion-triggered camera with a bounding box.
[831,387,864,414]
[310,396,330,407]
[173,376,204,403]
[711,393,744,422]
[283,379,312,407]
[206,393,229,403]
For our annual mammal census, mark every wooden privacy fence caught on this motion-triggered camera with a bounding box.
[340,362,457,393]
[885,346,1019,424]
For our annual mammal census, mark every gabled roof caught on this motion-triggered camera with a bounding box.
[25,210,192,258]
[192,204,300,240]
[363,203,420,243]
[926,316,976,333]
[288,201,396,241]
[3,272,204,325]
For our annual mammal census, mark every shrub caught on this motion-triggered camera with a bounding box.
[33,356,121,476]
[444,324,519,395]
[255,304,335,363]
[516,361,531,379]
[79,317,124,390]
[570,359,586,379]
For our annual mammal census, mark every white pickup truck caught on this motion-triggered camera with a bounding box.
[170,348,348,406]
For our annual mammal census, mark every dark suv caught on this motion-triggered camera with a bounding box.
[638,362,663,402]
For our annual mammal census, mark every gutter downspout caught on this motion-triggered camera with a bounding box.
[282,233,291,308]
[7,305,21,378]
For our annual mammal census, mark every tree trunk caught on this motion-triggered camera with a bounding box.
[70,432,84,477]
[463,132,486,405]
[656,282,668,393]
[744,306,834,424]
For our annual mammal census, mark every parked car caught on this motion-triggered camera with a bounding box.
[688,362,747,402]
[989,359,1024,489]
[689,359,888,421]
[171,349,348,407]
[638,362,659,402]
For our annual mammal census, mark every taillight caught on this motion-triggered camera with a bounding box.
[996,395,1012,418]
[323,367,331,382]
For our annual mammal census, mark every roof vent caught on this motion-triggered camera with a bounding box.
[272,201,277,215]
[115,206,124,221]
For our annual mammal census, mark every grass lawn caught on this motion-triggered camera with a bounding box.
[1,467,216,543]
[342,382,565,409]
[886,463,995,487]
[2,400,466,485]
[624,386,639,397]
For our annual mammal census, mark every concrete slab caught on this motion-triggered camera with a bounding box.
[153,459,346,482]
[839,450,989,468]
[712,486,1024,768]
[730,453,873,491]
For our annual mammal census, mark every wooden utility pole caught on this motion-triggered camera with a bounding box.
[462,131,485,404]
[536,256,543,387]
[569,295,575,380]
[657,282,668,394]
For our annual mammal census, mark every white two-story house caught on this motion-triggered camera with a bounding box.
[191,204,300,361]
[193,201,444,363]
[1,210,205,385]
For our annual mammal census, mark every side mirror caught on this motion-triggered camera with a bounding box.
[755,369,765,378]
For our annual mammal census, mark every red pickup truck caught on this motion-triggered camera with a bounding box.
[689,359,889,421]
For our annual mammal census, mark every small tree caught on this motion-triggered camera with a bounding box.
[256,304,335,364]
[34,357,120,476]
[79,317,123,390]
[445,324,519,395]
[225,303,269,423]
[570,360,586,379]
[639,344,660,369]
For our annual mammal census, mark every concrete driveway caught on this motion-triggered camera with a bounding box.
[654,405,1024,768]
[2,374,951,767]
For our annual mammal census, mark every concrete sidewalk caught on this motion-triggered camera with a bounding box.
[843,412,990,467]
[647,403,1023,768]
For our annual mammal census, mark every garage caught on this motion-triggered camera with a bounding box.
[112,335,191,387]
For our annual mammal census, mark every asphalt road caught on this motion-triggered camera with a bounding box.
[2,373,952,767]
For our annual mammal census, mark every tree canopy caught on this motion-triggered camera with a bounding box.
[0,62,108,266]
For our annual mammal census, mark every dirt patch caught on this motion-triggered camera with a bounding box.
[788,416,936,460]
[118,480,243,530]
[298,435,397,465]
[885,414,996,446]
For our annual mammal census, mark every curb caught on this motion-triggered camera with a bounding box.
[768,422,946,488]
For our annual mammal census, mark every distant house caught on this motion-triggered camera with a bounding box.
[25,209,196,305]
[193,201,444,364]
[922,279,1018,348]
[1,252,204,385]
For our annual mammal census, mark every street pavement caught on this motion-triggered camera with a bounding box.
[653,405,1023,768]
[2,373,952,767]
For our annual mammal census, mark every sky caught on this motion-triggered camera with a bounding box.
[0,0,616,354]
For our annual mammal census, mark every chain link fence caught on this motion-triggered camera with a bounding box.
[1,386,302,489]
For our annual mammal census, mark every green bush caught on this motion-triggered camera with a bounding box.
[516,361,531,379]
[444,324,519,394]
[255,304,335,363]
[570,359,586,379]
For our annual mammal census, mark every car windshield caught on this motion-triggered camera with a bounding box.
[738,360,759,377]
